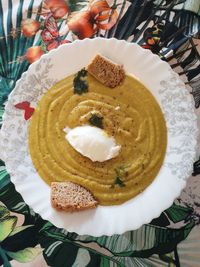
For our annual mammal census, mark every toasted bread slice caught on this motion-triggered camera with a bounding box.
[87,54,125,88]
[51,182,98,212]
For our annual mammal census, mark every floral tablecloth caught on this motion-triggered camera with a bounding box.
[0,0,200,266]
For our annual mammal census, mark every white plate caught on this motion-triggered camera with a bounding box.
[0,38,198,236]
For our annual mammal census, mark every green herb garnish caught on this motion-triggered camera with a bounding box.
[73,68,88,95]
[89,114,104,129]
[114,176,125,187]
[111,166,128,188]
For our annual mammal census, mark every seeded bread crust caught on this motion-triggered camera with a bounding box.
[51,182,98,212]
[87,54,125,88]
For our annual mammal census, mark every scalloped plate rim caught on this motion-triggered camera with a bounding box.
[0,38,198,236]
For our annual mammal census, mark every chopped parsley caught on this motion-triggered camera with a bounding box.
[89,114,104,129]
[111,166,128,188]
[114,176,125,187]
[73,68,88,95]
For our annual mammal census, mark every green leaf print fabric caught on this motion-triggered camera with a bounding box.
[0,0,200,266]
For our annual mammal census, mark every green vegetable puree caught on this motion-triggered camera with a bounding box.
[29,73,167,205]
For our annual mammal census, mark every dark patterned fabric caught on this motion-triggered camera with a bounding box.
[0,1,200,266]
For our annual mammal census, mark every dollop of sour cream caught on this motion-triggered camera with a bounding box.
[64,125,121,162]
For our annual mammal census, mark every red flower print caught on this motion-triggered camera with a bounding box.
[46,40,59,51]
[90,0,118,30]
[44,14,59,38]
[44,0,69,19]
[67,0,118,39]
[68,11,95,40]
[41,29,55,43]
[21,19,40,37]
[26,46,44,63]
[59,39,71,44]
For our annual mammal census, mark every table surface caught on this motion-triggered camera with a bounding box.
[0,0,200,266]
